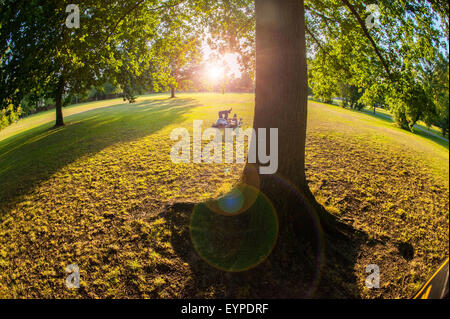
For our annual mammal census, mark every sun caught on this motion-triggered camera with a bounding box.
[206,65,224,82]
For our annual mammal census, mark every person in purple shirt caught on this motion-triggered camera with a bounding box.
[218,108,232,120]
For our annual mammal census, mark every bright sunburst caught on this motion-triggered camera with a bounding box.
[206,65,224,82]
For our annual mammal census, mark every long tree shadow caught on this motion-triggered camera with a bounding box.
[357,108,449,149]
[159,197,370,298]
[0,98,199,209]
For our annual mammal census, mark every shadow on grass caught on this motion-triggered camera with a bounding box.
[0,98,199,207]
[413,129,449,149]
[359,108,394,125]
[158,199,368,298]
[319,101,449,150]
[357,108,448,148]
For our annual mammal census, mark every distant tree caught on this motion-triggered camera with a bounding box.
[151,8,203,98]
[305,0,448,131]
[0,101,22,130]
[202,0,255,79]
[339,84,364,110]
[0,0,181,127]
[308,52,339,103]
[236,71,254,92]
[426,55,449,136]
[386,71,436,131]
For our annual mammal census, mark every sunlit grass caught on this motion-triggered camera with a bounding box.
[0,93,447,298]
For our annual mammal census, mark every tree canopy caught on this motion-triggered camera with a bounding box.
[304,0,449,132]
[0,0,183,125]
[1,0,448,132]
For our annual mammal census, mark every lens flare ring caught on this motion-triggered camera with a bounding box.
[190,184,279,272]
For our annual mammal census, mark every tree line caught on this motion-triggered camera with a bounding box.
[0,0,257,129]
[305,0,449,136]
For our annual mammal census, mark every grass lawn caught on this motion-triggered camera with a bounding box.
[0,93,448,298]
[328,98,448,145]
[360,107,448,145]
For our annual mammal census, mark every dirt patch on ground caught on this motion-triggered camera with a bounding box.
[306,132,449,298]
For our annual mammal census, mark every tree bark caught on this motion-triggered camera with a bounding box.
[244,0,333,249]
[54,76,65,127]
[170,86,175,98]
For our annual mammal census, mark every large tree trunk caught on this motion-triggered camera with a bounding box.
[244,0,333,249]
[170,86,175,98]
[54,76,65,127]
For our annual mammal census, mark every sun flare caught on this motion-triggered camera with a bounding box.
[206,65,224,82]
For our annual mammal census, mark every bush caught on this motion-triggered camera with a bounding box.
[388,79,436,132]
[0,103,22,130]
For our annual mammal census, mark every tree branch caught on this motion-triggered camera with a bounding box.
[103,0,146,45]
[305,25,326,53]
[99,0,187,52]
[305,5,339,24]
[340,0,392,81]
[305,5,341,40]
[305,25,351,75]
